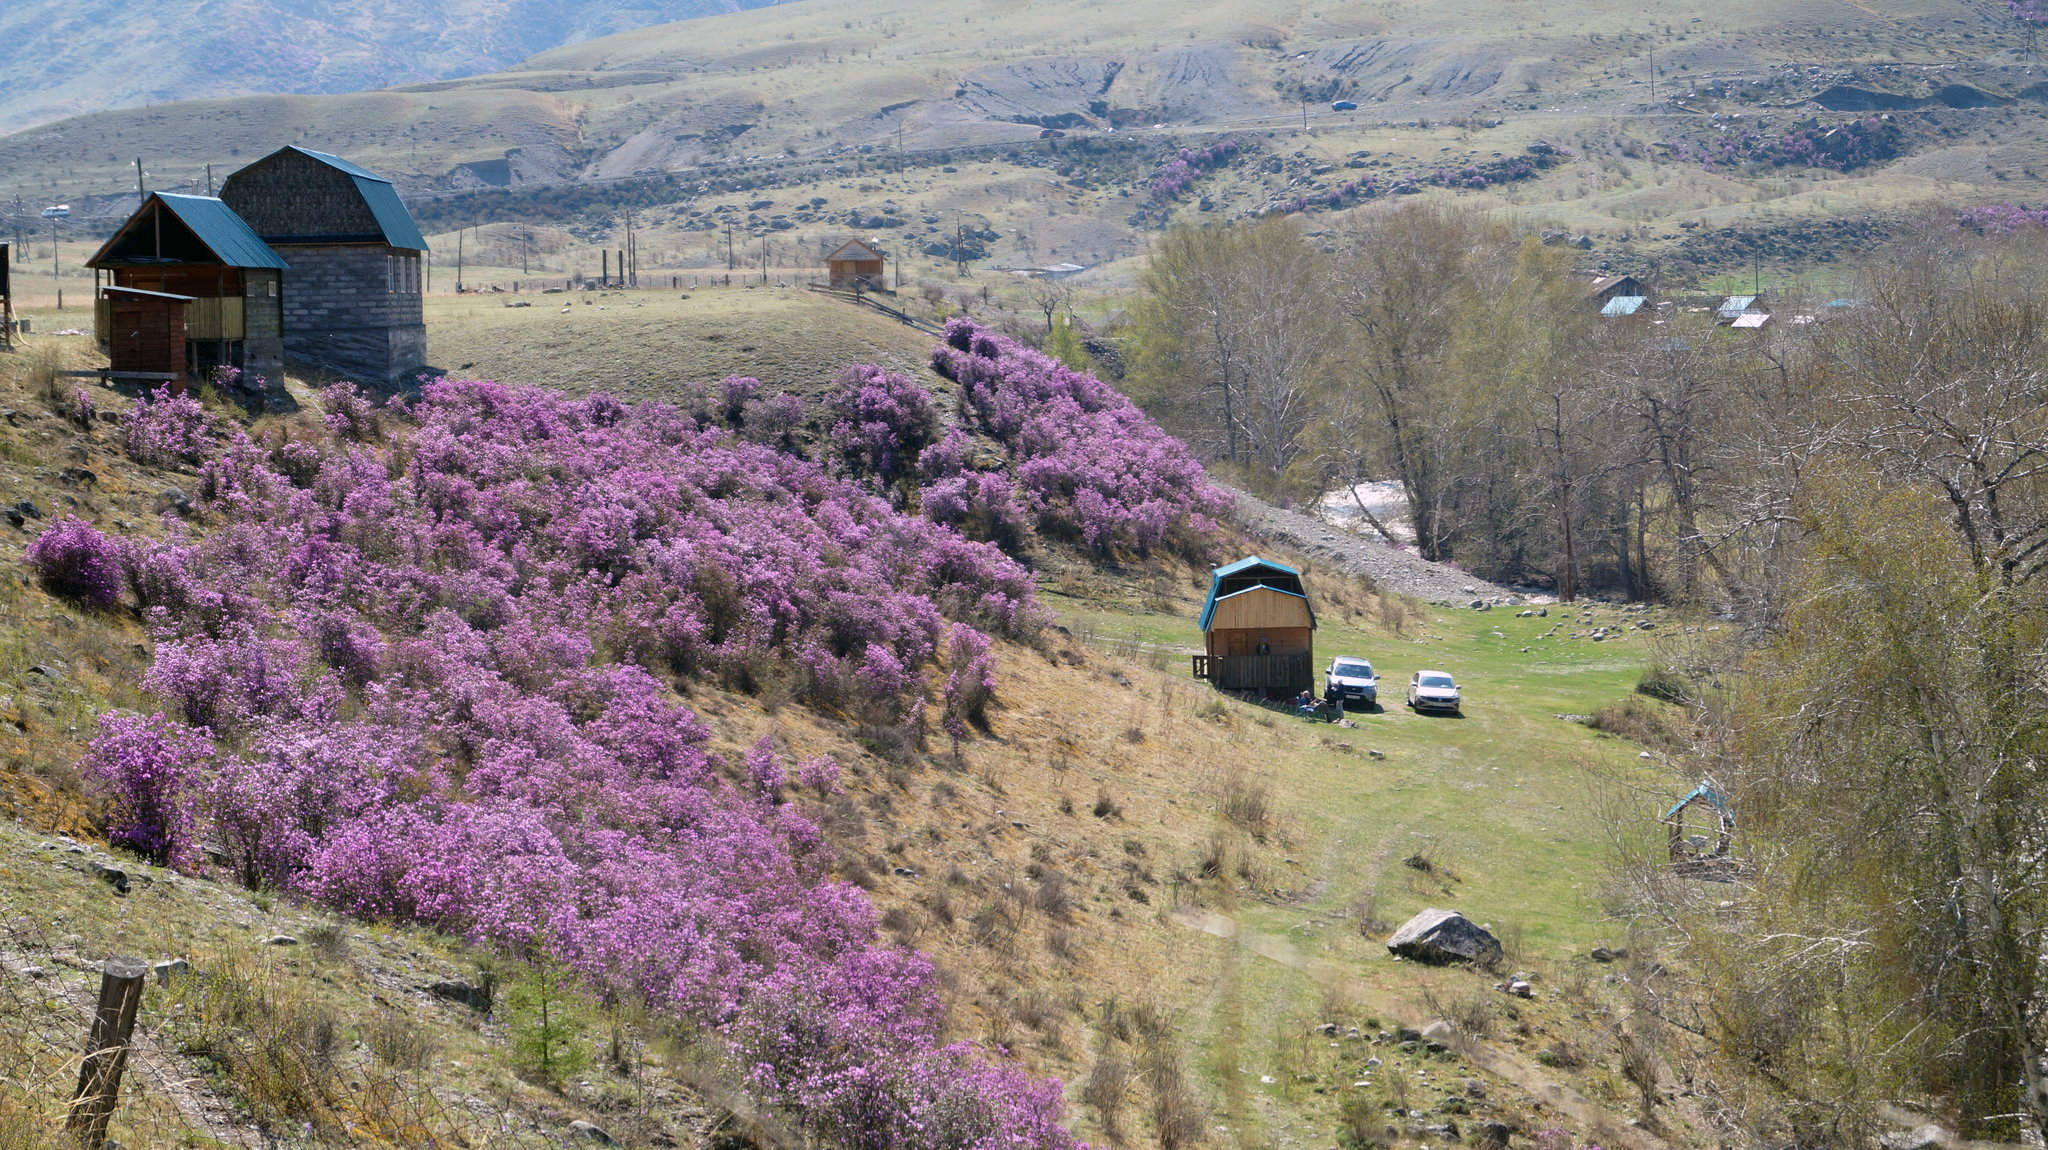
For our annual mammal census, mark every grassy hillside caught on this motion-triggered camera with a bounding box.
[0,305,1726,1150]
[4,0,2043,288]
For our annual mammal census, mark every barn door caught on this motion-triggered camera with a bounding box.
[1225,632,1249,657]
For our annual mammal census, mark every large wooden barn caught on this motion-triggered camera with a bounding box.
[86,193,289,386]
[1193,557,1316,696]
[221,147,428,383]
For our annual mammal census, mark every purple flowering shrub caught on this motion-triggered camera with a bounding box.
[827,364,942,484]
[1149,139,1241,201]
[78,712,213,865]
[1959,203,2048,232]
[86,376,1076,1147]
[1674,117,1902,173]
[24,516,124,608]
[931,318,1231,557]
[122,386,217,466]
[940,623,996,740]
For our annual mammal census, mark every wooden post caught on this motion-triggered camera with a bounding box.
[67,956,148,1149]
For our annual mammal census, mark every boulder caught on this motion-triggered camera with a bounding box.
[1386,908,1504,966]
[428,979,491,1011]
[568,1120,617,1145]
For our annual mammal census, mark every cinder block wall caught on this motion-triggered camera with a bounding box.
[277,245,425,382]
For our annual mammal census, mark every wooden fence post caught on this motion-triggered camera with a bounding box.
[67,956,148,1149]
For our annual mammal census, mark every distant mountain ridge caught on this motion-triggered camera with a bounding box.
[0,0,792,134]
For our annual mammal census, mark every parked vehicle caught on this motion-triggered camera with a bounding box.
[1406,670,1462,713]
[1332,100,1359,110]
[1324,657,1378,709]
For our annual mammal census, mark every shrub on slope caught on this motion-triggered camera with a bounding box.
[83,379,1071,1148]
[927,317,1231,557]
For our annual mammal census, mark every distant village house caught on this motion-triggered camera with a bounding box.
[824,239,886,292]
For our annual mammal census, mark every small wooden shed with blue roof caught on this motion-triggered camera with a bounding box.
[87,192,291,386]
[1193,556,1316,695]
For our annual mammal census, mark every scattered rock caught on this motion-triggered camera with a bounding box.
[1506,979,1536,998]
[13,501,41,519]
[1880,1124,1948,1150]
[154,959,190,986]
[1314,1022,1339,1035]
[568,1120,618,1145]
[1421,1020,1456,1040]
[28,664,61,680]
[427,979,490,1010]
[21,965,47,979]
[1386,908,1504,966]
[1589,944,1628,963]
[2,509,20,527]
[1394,1027,1423,1043]
[260,935,299,947]
[892,866,920,878]
[1367,748,1385,760]
[88,862,130,894]
[161,488,191,513]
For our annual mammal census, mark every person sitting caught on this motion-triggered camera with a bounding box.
[1295,689,1319,717]
[1256,637,1272,656]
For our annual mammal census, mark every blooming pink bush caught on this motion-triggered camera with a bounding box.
[1959,203,2048,232]
[827,364,941,484]
[930,318,1231,557]
[122,386,217,466]
[25,515,123,608]
[78,712,213,865]
[88,376,1076,1147]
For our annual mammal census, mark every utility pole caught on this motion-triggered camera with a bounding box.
[725,224,735,272]
[522,234,529,274]
[1301,99,1309,131]
[1649,49,1656,101]
[456,228,464,292]
[134,158,145,205]
[206,163,214,196]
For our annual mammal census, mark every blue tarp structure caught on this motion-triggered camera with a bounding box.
[1601,295,1647,316]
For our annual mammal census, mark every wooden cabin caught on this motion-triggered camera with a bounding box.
[824,239,886,292]
[221,147,428,383]
[1193,557,1316,696]
[87,193,289,387]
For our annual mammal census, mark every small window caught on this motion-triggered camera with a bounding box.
[268,281,277,297]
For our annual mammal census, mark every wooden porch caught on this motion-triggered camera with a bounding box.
[1191,653,1312,694]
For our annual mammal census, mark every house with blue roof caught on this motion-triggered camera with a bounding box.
[223,147,429,383]
[1194,557,1317,695]
[87,192,291,386]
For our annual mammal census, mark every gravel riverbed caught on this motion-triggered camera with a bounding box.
[1227,487,1551,606]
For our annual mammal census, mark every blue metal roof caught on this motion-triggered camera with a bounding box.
[1717,295,1757,317]
[1663,780,1732,823]
[1601,295,1647,316]
[88,194,289,271]
[1199,556,1316,632]
[157,194,290,269]
[285,147,429,252]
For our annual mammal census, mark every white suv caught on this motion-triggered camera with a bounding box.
[1324,657,1378,709]
[1406,670,1462,714]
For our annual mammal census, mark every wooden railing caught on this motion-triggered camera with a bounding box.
[1191,653,1312,694]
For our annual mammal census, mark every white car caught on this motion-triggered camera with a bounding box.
[1323,657,1378,709]
[1406,670,1462,714]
